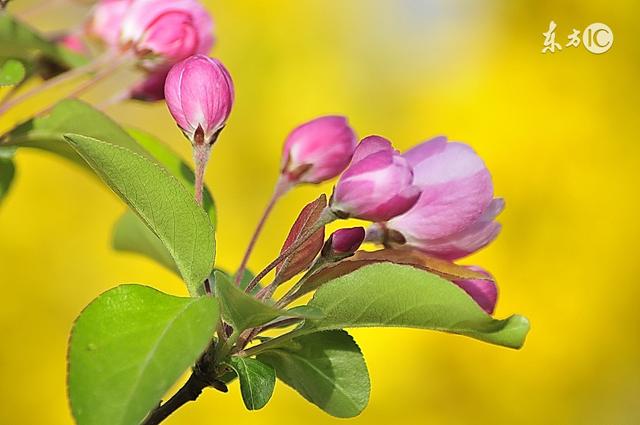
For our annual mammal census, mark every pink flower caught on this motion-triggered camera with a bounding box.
[453,266,498,315]
[384,136,501,259]
[58,34,87,55]
[414,198,504,260]
[164,55,234,143]
[120,0,214,67]
[331,137,421,222]
[281,116,357,184]
[130,68,170,101]
[350,135,392,163]
[87,0,131,49]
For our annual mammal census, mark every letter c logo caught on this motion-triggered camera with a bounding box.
[583,23,614,54]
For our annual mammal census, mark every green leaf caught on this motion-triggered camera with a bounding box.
[1,99,150,167]
[68,285,219,425]
[287,305,325,320]
[300,263,529,349]
[227,356,276,410]
[111,129,217,274]
[0,14,86,70]
[127,128,216,224]
[112,212,179,275]
[64,134,215,296]
[214,271,293,332]
[213,268,260,295]
[0,58,25,86]
[258,330,369,418]
[0,101,218,280]
[0,156,15,204]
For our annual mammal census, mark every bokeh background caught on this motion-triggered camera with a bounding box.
[1,0,639,424]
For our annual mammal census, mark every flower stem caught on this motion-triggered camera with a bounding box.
[192,143,212,206]
[275,258,327,308]
[241,331,297,358]
[0,54,113,117]
[235,176,292,285]
[244,207,338,293]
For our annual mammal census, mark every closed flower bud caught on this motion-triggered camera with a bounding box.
[130,68,170,101]
[120,0,214,67]
[164,55,234,144]
[453,266,498,315]
[331,137,421,222]
[383,137,501,259]
[322,227,366,260]
[281,116,357,184]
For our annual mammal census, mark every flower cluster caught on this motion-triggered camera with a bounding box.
[163,52,503,313]
[77,0,505,312]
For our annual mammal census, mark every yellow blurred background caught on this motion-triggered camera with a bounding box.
[1,0,639,424]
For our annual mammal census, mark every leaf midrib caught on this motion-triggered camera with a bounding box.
[271,349,361,412]
[237,358,257,407]
[116,299,200,425]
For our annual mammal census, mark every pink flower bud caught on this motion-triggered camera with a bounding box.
[130,68,170,101]
[385,137,500,259]
[120,0,214,67]
[281,116,357,184]
[330,227,366,254]
[331,137,421,222]
[87,0,131,49]
[453,266,498,315]
[58,34,88,55]
[164,55,234,143]
[350,135,392,163]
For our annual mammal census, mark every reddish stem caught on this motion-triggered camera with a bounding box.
[244,207,337,293]
[234,176,292,284]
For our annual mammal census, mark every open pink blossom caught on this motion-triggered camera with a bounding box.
[120,0,214,67]
[381,136,501,259]
[164,55,234,143]
[453,266,498,314]
[281,116,357,184]
[414,198,504,260]
[87,0,131,49]
[331,137,421,222]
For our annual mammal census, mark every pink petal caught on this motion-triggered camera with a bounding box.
[389,139,493,241]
